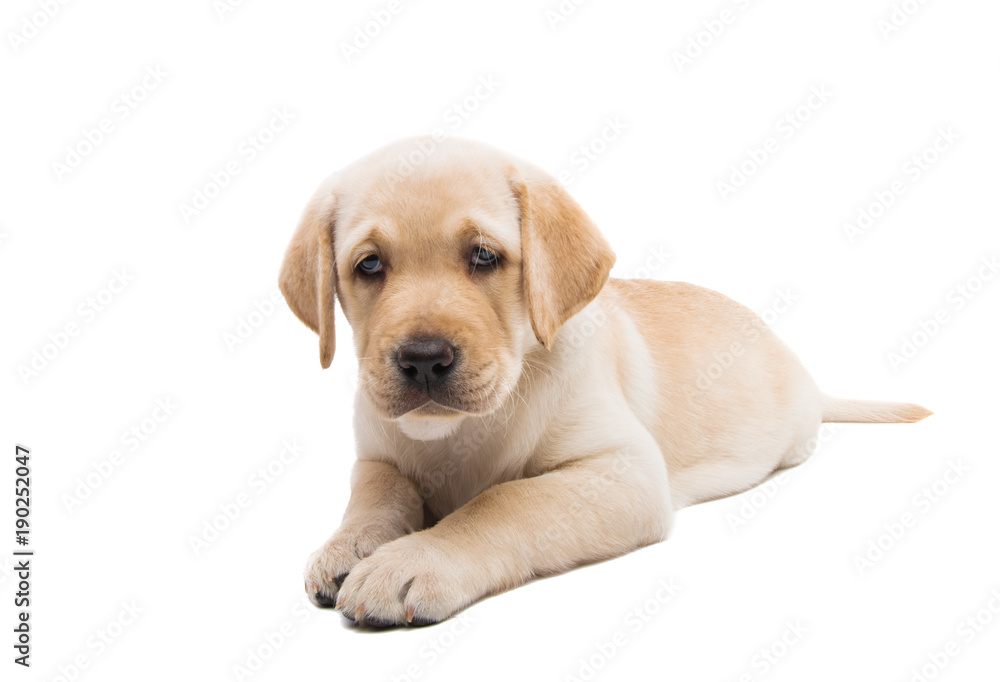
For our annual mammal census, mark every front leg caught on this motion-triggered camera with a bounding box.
[336,447,673,626]
[304,459,423,607]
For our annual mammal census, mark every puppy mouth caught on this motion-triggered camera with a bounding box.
[404,400,465,418]
[365,371,504,420]
[387,385,482,419]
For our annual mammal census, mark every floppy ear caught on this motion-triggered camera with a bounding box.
[278,176,338,369]
[509,169,616,348]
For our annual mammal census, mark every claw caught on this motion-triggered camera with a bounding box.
[405,604,415,624]
[355,603,366,621]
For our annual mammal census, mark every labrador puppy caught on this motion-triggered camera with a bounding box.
[279,137,930,627]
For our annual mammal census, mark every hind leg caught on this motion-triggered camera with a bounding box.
[778,417,838,469]
[668,395,823,508]
[777,391,826,469]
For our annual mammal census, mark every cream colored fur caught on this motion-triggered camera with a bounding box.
[279,137,931,627]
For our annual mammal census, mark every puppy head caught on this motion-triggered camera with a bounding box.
[279,137,614,439]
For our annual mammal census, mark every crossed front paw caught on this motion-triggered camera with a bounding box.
[335,534,475,627]
[303,524,404,608]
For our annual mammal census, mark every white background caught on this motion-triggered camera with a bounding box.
[2,0,998,680]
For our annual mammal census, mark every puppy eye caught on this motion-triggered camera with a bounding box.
[357,254,382,275]
[471,246,499,268]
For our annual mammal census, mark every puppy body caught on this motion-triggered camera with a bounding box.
[281,137,929,626]
[361,280,816,519]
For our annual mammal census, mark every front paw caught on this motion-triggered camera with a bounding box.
[303,524,403,608]
[335,535,473,627]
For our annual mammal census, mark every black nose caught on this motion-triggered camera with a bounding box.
[397,339,456,387]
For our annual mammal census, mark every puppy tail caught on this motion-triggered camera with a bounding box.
[820,396,932,424]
